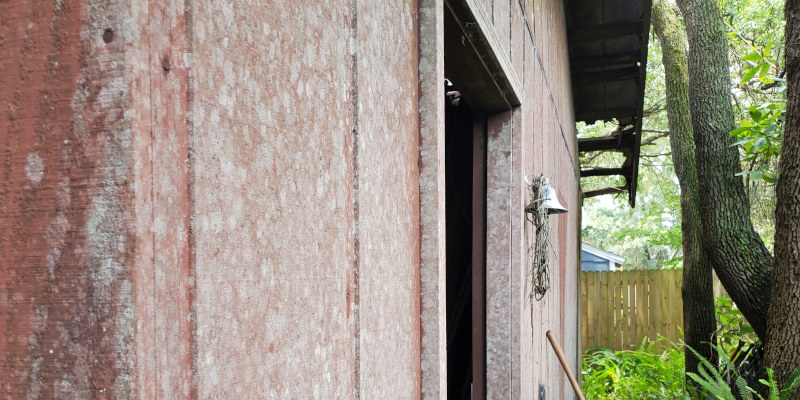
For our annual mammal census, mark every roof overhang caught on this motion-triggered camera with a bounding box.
[581,243,626,265]
[566,0,653,207]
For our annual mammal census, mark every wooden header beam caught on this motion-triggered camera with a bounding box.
[568,21,643,42]
[574,108,636,124]
[570,52,642,71]
[580,167,632,177]
[572,67,640,85]
[577,130,635,152]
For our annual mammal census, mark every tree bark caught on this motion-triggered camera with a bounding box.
[676,0,773,340]
[651,0,717,381]
[764,0,800,395]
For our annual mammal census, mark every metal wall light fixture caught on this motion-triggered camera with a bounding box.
[543,179,568,214]
[524,176,568,215]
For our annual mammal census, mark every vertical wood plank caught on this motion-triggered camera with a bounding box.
[614,272,621,350]
[660,270,670,344]
[590,271,600,350]
[624,272,633,350]
[581,271,588,354]
[592,272,599,349]
[619,272,625,350]
[615,271,628,350]
[609,272,616,350]
[648,270,658,342]
[672,270,683,342]
[628,271,639,346]
[635,269,647,347]
[666,270,675,343]
[677,269,684,342]
[600,271,609,349]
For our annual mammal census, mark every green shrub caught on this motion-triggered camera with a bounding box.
[581,337,800,400]
[582,338,692,400]
[686,343,800,400]
[715,296,757,354]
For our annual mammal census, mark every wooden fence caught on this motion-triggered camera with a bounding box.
[580,269,683,354]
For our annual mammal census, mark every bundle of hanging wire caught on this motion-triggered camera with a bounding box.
[525,175,551,301]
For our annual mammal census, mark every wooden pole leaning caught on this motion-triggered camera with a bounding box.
[546,330,586,400]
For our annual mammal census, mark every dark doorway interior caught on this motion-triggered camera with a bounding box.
[445,79,486,400]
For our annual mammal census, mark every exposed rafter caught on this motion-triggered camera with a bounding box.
[577,129,636,152]
[584,185,628,198]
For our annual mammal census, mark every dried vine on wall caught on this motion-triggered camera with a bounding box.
[525,175,552,301]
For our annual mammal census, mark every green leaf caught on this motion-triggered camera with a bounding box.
[731,137,759,147]
[763,172,777,183]
[759,62,770,80]
[750,108,764,122]
[752,137,768,152]
[742,52,763,62]
[777,364,800,399]
[742,66,760,85]
[730,127,750,137]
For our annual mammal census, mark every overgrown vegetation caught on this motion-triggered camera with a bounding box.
[581,299,800,399]
[685,343,800,400]
[715,296,758,354]
[582,336,800,400]
[582,339,690,399]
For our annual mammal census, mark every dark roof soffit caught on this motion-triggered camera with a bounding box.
[566,0,653,207]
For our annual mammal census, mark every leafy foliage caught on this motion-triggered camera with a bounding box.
[729,49,786,186]
[720,0,785,249]
[582,337,800,400]
[686,342,800,400]
[582,338,691,399]
[715,296,757,353]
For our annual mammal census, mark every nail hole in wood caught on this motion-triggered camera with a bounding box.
[103,29,114,43]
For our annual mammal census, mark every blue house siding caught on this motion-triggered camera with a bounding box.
[581,251,613,271]
[581,243,625,271]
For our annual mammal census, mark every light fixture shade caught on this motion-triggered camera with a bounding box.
[543,184,568,214]
[524,175,569,215]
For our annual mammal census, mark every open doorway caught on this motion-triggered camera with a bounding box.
[444,78,486,400]
[441,2,522,397]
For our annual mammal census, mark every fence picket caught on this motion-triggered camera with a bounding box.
[635,269,646,347]
[581,271,588,352]
[624,272,633,350]
[600,271,610,349]
[648,270,659,343]
[592,271,601,348]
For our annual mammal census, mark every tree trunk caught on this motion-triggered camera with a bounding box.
[676,0,773,340]
[764,0,800,395]
[651,0,717,381]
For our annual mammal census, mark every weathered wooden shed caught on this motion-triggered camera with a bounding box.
[1,0,650,398]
